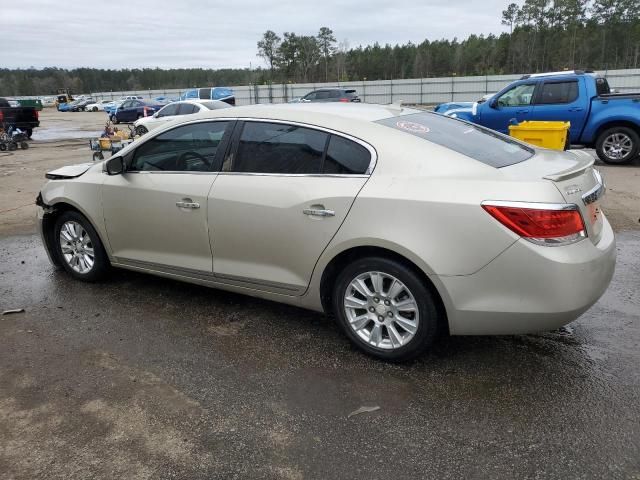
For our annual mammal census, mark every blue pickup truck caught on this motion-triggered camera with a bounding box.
[436,71,640,164]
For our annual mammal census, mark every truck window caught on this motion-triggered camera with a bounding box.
[536,81,578,104]
[497,84,535,107]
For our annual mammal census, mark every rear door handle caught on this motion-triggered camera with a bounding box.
[568,107,584,112]
[516,109,529,114]
[303,208,335,217]
[176,198,200,209]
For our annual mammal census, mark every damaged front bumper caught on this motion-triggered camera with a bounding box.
[36,192,62,268]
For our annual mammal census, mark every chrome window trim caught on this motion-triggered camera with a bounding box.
[481,200,579,211]
[110,116,378,176]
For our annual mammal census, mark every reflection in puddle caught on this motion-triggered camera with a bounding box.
[32,126,99,141]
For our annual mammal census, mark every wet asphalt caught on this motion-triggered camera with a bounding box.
[0,233,639,480]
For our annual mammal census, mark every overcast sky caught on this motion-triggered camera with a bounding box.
[1,0,510,70]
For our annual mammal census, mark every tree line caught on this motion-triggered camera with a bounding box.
[1,0,639,97]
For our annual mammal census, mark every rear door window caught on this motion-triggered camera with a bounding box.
[315,91,330,100]
[376,112,533,168]
[536,81,579,104]
[232,122,327,174]
[199,88,212,100]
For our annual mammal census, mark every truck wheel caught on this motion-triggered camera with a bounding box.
[596,127,639,164]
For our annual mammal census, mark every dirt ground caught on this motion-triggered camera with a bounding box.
[1,108,638,236]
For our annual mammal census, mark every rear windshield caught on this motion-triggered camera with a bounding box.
[376,112,534,168]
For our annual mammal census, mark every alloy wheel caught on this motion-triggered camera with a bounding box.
[602,133,633,160]
[59,221,95,274]
[343,271,419,350]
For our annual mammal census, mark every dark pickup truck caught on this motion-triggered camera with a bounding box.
[0,97,40,138]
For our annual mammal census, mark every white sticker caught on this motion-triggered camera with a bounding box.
[396,121,430,134]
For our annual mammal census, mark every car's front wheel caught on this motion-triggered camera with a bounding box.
[596,127,639,164]
[54,211,109,282]
[332,257,441,361]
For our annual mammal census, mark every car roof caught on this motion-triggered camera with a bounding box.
[197,103,420,123]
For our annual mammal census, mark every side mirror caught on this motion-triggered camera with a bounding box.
[153,112,159,118]
[105,156,124,175]
[489,98,499,109]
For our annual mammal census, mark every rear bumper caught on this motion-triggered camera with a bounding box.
[439,215,616,335]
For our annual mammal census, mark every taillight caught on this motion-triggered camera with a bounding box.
[0,111,3,122]
[339,98,349,102]
[482,201,586,246]
[35,110,39,120]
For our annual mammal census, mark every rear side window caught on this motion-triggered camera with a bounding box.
[376,112,533,168]
[131,121,228,172]
[324,135,371,174]
[329,90,341,99]
[199,88,211,100]
[233,122,327,174]
[537,81,578,104]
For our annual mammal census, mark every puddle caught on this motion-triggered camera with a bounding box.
[32,126,100,141]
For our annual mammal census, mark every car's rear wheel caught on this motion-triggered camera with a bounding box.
[92,107,98,112]
[332,257,441,361]
[54,211,109,282]
[596,127,639,164]
[135,125,148,136]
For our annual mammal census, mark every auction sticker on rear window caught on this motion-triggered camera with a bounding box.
[396,121,430,134]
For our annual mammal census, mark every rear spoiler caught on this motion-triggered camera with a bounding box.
[543,150,594,181]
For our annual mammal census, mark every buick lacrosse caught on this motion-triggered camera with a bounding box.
[36,103,616,360]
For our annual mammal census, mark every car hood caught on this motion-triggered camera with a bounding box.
[45,163,94,180]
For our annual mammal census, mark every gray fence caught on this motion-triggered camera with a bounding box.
[38,68,640,106]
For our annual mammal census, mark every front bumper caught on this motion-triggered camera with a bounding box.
[36,197,62,268]
[440,215,616,335]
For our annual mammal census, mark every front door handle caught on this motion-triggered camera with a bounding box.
[516,109,529,114]
[568,107,584,112]
[176,198,200,209]
[303,208,335,217]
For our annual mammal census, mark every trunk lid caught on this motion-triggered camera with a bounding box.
[501,149,605,244]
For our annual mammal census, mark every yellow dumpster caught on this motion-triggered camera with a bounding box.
[508,121,570,150]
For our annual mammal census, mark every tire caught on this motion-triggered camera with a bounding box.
[92,107,98,112]
[332,257,441,361]
[595,126,639,164]
[20,141,29,150]
[135,125,148,136]
[8,142,17,151]
[92,152,104,161]
[111,115,119,124]
[0,143,6,151]
[53,211,110,282]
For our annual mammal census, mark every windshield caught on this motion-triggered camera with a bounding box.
[376,112,534,168]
